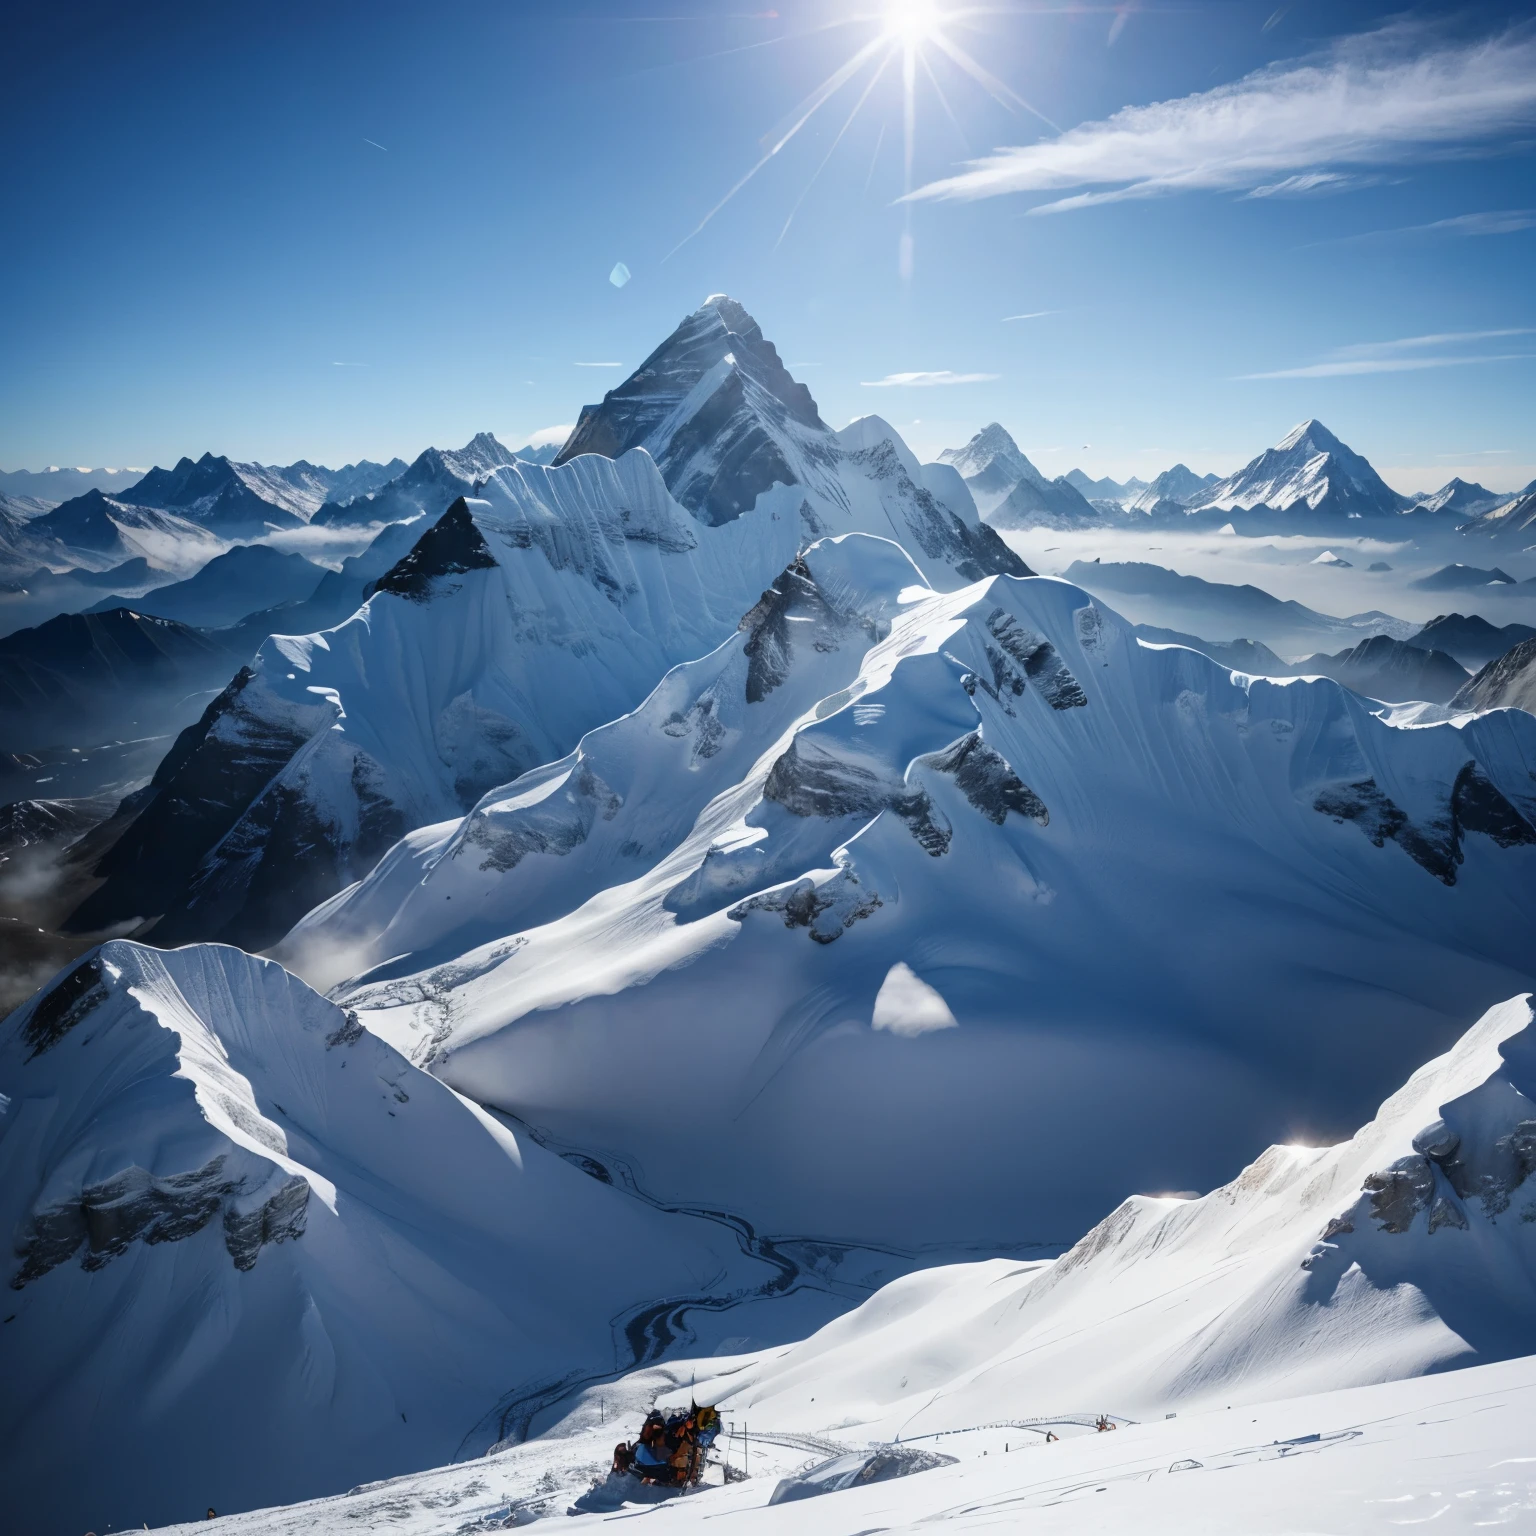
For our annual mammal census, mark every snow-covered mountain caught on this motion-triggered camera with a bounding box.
[937,422,1048,514]
[1460,479,1536,544]
[1410,476,1505,519]
[1450,637,1536,715]
[281,557,1536,1254]
[1412,562,1517,592]
[0,940,864,1535]
[66,313,1026,952]
[310,433,518,527]
[985,470,1099,530]
[554,295,830,528]
[0,465,145,503]
[1186,420,1406,527]
[1126,462,1217,513]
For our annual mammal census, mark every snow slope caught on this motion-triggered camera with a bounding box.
[321,565,1536,1252]
[684,991,1536,1430]
[159,1355,1536,1535]
[0,940,878,1536]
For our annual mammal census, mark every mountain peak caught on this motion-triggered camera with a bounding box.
[552,296,824,525]
[1275,418,1344,454]
[697,292,761,337]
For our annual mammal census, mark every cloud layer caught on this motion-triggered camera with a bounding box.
[906,27,1536,213]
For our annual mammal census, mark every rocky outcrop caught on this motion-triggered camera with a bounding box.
[1314,761,1535,885]
[370,498,499,601]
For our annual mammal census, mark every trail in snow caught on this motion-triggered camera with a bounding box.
[465,1113,1048,1454]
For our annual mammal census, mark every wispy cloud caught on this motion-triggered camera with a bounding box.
[1242,352,1535,379]
[1241,329,1536,378]
[1002,310,1061,322]
[1316,207,1536,244]
[1333,327,1536,355]
[861,371,1000,387]
[574,361,622,368]
[330,361,369,368]
[906,26,1536,213]
[1243,171,1362,198]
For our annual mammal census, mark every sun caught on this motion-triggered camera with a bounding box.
[883,0,943,43]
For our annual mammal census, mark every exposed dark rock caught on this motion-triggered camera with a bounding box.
[739,556,888,704]
[897,792,953,856]
[14,1157,229,1287]
[661,696,726,760]
[1449,636,1536,716]
[554,296,826,528]
[925,733,1049,827]
[18,954,107,1059]
[1313,778,1457,884]
[13,1153,312,1288]
[1453,761,1536,849]
[1315,761,1535,885]
[986,609,1087,709]
[764,738,898,820]
[67,668,322,941]
[325,1009,365,1049]
[370,498,498,602]
[222,1177,310,1271]
[1428,1196,1468,1233]
[1412,1120,1460,1160]
[1362,1154,1435,1233]
[728,867,882,944]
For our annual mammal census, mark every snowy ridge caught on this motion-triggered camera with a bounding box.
[317,570,1536,1252]
[278,534,933,989]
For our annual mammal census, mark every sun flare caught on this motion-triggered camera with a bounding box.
[884,0,942,43]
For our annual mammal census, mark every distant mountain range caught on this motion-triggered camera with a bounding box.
[311,434,516,526]
[935,418,1534,541]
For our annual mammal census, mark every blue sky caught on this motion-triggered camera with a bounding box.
[3,0,1534,491]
